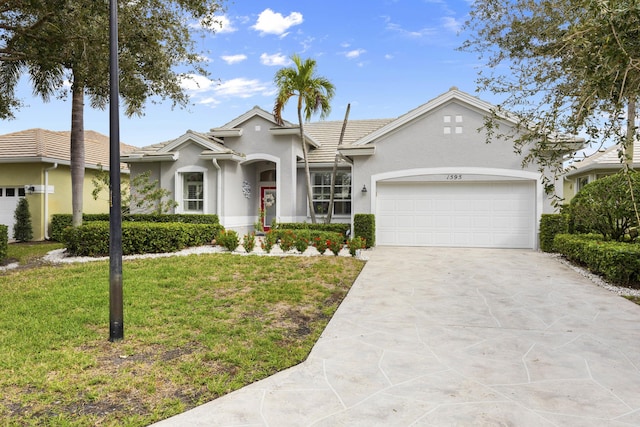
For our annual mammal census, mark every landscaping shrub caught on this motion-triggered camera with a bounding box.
[312,235,329,254]
[347,236,366,257]
[294,232,310,253]
[327,237,343,255]
[554,233,640,286]
[278,229,297,252]
[274,222,350,238]
[0,225,7,262]
[215,229,239,252]
[354,214,375,248]
[569,171,640,241]
[62,222,222,257]
[13,198,33,242]
[261,230,277,253]
[50,213,220,242]
[539,213,569,252]
[242,232,256,253]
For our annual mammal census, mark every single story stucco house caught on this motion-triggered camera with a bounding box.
[123,87,576,249]
[0,129,134,241]
[563,143,640,203]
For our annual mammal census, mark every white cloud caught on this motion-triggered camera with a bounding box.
[221,54,247,65]
[199,14,237,33]
[384,16,437,39]
[179,74,216,92]
[260,53,290,66]
[180,74,275,107]
[385,54,394,60]
[345,49,366,59]
[252,8,303,36]
[442,16,462,33]
[215,78,273,98]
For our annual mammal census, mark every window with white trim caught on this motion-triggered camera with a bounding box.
[183,172,204,212]
[311,171,351,216]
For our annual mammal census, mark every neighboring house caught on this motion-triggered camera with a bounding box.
[123,87,574,249]
[563,143,640,203]
[0,129,134,241]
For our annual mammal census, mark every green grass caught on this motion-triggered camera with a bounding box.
[624,295,640,305]
[0,250,364,425]
[5,241,64,264]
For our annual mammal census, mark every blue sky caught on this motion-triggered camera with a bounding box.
[2,0,493,147]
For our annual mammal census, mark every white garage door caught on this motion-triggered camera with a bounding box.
[0,187,23,239]
[376,181,536,248]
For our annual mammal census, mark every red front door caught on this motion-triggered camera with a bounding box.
[260,187,276,231]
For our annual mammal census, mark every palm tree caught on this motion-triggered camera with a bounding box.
[273,54,335,224]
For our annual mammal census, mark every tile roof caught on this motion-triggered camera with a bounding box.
[305,118,394,163]
[0,128,136,170]
[124,130,239,158]
[567,143,640,176]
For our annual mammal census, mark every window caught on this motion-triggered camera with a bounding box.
[183,172,203,212]
[577,176,589,191]
[311,171,351,216]
[6,188,15,197]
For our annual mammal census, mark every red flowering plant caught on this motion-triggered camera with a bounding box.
[327,238,343,256]
[313,236,328,254]
[295,235,309,253]
[347,236,366,257]
[261,229,277,253]
[279,230,296,252]
[242,232,256,253]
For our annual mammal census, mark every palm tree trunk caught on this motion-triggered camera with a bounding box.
[298,104,316,223]
[70,82,85,227]
[326,104,350,224]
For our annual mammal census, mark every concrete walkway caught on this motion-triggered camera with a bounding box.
[153,247,640,426]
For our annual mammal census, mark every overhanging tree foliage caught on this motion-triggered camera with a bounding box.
[461,0,640,186]
[1,0,225,226]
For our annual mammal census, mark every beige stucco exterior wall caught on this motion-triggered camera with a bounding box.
[0,163,126,240]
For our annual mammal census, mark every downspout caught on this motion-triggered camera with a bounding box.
[43,163,58,240]
[211,159,222,223]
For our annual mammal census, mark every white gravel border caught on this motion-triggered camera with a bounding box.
[546,252,640,297]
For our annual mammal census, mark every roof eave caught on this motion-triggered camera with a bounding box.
[209,128,243,138]
[199,152,245,162]
[122,152,179,163]
[269,127,321,148]
[564,162,640,177]
[338,146,376,156]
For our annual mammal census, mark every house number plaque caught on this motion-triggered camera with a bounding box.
[446,174,463,180]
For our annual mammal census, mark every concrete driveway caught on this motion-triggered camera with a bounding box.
[153,247,640,426]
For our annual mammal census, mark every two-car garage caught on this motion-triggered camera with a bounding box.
[375,179,537,249]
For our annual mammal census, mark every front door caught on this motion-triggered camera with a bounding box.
[260,187,276,231]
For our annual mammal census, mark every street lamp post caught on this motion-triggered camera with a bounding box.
[108,0,124,342]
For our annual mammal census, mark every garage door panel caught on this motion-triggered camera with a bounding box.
[376,181,535,249]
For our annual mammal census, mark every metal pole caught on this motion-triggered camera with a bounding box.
[109,0,123,342]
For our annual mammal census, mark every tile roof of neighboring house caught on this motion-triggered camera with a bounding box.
[305,118,394,164]
[565,143,640,176]
[0,128,136,170]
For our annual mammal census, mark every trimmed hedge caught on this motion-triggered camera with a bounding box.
[274,222,350,238]
[62,221,223,257]
[539,214,569,252]
[554,233,640,286]
[354,214,375,248]
[268,228,344,246]
[51,213,220,242]
[0,225,7,262]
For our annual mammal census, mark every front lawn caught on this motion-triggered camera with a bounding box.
[0,249,364,425]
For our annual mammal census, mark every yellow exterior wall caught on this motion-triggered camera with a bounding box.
[0,163,128,240]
